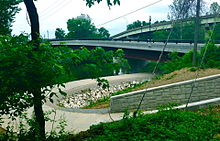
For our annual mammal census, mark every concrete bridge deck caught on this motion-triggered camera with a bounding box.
[112,14,220,39]
[51,39,205,54]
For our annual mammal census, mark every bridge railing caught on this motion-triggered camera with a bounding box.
[47,38,220,44]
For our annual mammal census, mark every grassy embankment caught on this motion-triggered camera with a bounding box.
[72,105,220,141]
[83,68,220,109]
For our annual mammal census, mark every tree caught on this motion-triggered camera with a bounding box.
[66,15,97,39]
[2,0,120,140]
[154,20,167,24]
[67,47,129,80]
[168,0,205,20]
[127,20,149,30]
[0,35,68,140]
[65,14,110,39]
[0,0,21,35]
[213,23,220,40]
[97,27,110,38]
[152,22,206,40]
[209,2,220,15]
[152,30,169,40]
[55,28,65,39]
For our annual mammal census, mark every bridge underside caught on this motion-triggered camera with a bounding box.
[53,45,184,61]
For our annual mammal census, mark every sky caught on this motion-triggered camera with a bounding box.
[12,0,219,39]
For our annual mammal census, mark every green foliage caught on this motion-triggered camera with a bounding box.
[213,23,220,40]
[55,28,65,39]
[141,61,164,73]
[111,82,147,97]
[156,102,180,111]
[209,2,220,15]
[96,27,110,38]
[127,20,150,30]
[0,0,21,35]
[200,40,220,69]
[162,51,193,73]
[152,22,205,40]
[64,14,110,39]
[152,30,169,40]
[154,20,167,24]
[66,47,129,80]
[0,34,129,116]
[83,96,109,109]
[161,41,220,73]
[66,15,96,39]
[96,78,110,89]
[85,0,120,7]
[0,35,69,116]
[72,109,220,141]
[0,110,70,141]
[189,67,198,72]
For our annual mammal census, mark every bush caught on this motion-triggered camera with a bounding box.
[161,41,220,74]
[0,110,70,141]
[72,110,220,141]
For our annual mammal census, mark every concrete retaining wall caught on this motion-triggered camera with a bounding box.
[110,74,220,112]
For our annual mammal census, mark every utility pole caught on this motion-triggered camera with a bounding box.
[193,0,201,66]
[47,30,49,39]
[149,16,152,42]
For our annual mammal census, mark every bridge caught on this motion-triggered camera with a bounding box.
[112,14,220,39]
[51,39,206,61]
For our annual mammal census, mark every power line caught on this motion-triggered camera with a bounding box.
[135,0,195,113]
[40,0,71,19]
[38,0,64,15]
[40,0,71,21]
[185,14,219,108]
[97,0,164,27]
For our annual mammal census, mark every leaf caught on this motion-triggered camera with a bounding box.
[49,92,58,98]
[113,0,120,5]
[59,42,67,45]
[59,88,67,96]
[49,98,54,103]
[60,83,65,88]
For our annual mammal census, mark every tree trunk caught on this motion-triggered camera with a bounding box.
[24,0,40,48]
[33,88,46,140]
[23,0,45,140]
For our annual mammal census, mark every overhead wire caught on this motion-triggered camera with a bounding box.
[185,14,219,108]
[97,0,164,27]
[107,0,165,120]
[38,0,64,15]
[40,0,71,21]
[135,0,196,113]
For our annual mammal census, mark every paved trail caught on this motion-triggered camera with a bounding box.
[2,73,153,133]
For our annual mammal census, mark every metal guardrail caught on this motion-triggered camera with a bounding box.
[47,38,220,44]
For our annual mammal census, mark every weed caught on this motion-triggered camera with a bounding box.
[0,110,70,141]
[189,67,199,72]
[73,109,220,141]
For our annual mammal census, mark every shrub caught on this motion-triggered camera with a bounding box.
[72,110,220,141]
